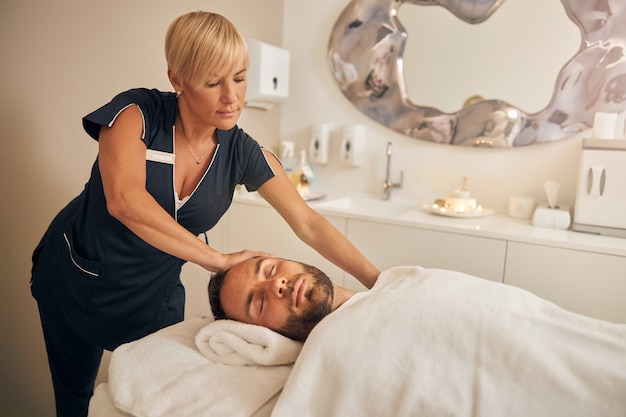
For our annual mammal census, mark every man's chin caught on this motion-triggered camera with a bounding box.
[308,281,333,310]
[303,287,333,322]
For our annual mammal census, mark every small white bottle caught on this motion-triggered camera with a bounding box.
[280,141,297,177]
[294,150,314,197]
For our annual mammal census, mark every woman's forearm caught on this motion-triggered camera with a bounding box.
[257,151,380,288]
[106,188,227,271]
[298,212,380,288]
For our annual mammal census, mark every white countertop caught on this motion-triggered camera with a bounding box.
[232,190,626,257]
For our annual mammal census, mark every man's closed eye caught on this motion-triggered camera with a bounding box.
[259,293,265,315]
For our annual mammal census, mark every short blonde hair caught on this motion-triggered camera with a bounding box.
[165,11,248,86]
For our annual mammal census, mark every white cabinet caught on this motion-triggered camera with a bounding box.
[573,139,626,236]
[345,219,506,290]
[205,219,226,252]
[504,242,626,323]
[180,221,228,318]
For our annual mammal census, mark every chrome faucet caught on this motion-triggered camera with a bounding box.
[383,141,403,201]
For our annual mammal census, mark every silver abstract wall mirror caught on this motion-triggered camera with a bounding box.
[399,1,578,115]
[328,0,626,147]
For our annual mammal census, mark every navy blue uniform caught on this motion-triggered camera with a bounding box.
[31,88,275,416]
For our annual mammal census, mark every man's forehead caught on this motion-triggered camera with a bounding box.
[224,257,258,280]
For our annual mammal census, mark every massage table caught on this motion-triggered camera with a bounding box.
[88,266,626,417]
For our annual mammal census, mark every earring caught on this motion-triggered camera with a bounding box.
[176,91,182,98]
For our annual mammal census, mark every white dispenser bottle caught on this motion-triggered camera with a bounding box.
[291,150,314,197]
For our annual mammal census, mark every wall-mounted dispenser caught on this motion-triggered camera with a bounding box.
[245,38,290,110]
[309,124,331,165]
[340,124,365,166]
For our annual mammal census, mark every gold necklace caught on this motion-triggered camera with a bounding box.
[177,127,212,164]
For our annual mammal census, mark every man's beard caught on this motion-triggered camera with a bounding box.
[278,264,334,341]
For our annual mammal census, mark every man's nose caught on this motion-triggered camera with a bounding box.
[268,277,288,298]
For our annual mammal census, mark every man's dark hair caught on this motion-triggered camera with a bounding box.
[208,270,228,320]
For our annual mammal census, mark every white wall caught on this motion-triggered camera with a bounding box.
[0,1,282,415]
[281,0,587,212]
[0,0,593,415]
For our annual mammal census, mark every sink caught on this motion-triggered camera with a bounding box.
[313,194,417,217]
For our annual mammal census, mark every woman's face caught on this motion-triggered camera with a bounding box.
[176,60,247,130]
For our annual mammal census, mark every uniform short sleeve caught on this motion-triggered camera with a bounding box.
[225,129,275,192]
[82,88,174,143]
[242,146,275,191]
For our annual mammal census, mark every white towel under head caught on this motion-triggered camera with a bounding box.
[108,316,292,417]
[195,319,302,366]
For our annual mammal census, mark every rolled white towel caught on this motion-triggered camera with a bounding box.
[195,319,302,366]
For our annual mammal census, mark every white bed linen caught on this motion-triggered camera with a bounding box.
[95,313,292,417]
[89,384,133,417]
[88,383,278,417]
[272,266,626,417]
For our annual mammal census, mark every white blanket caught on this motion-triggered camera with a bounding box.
[195,319,302,366]
[272,266,626,417]
[108,314,293,417]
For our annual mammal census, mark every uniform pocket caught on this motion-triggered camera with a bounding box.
[57,226,103,311]
[62,232,101,277]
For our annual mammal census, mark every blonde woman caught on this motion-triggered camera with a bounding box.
[30,11,379,417]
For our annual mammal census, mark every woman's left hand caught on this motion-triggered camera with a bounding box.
[218,249,276,272]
